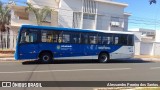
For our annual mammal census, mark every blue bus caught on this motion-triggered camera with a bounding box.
[15,25,134,63]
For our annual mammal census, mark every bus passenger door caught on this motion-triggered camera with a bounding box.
[18,29,40,60]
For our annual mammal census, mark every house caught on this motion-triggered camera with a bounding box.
[129,28,160,56]
[5,0,131,49]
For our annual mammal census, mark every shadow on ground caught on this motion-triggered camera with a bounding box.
[22,58,153,65]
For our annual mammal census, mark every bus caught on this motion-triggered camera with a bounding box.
[15,25,134,63]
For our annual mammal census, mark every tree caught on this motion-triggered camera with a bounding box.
[0,1,11,49]
[25,3,52,25]
[149,0,157,5]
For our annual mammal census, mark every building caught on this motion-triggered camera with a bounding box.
[129,28,160,56]
[4,0,130,50]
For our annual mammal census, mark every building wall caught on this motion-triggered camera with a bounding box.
[27,0,58,9]
[140,42,154,55]
[155,30,160,42]
[58,0,82,28]
[97,2,126,31]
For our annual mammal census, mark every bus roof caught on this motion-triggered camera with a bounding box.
[21,25,134,35]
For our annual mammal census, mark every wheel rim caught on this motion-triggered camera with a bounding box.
[100,55,108,62]
[43,55,50,61]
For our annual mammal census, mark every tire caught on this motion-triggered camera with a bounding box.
[39,52,53,64]
[98,53,109,63]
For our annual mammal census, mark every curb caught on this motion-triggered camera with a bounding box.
[131,58,160,62]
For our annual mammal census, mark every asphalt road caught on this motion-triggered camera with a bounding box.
[0,59,160,90]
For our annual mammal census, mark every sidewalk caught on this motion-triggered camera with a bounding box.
[134,55,160,62]
[0,54,14,61]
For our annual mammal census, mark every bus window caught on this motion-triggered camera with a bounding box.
[62,32,70,43]
[114,36,119,45]
[89,33,97,44]
[41,30,54,43]
[97,34,102,44]
[120,34,128,45]
[128,35,134,46]
[20,29,38,44]
[70,32,80,44]
[114,34,122,45]
[81,33,88,44]
[102,34,113,45]
[114,34,128,45]
[53,31,60,43]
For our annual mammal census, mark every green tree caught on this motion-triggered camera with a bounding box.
[25,2,52,25]
[0,1,11,49]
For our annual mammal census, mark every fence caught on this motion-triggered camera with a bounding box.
[0,34,17,50]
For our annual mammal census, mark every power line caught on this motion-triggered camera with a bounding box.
[4,0,160,29]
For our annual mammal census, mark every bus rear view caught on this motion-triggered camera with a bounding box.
[15,25,134,63]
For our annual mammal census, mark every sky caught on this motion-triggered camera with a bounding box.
[115,0,160,30]
[1,0,26,6]
[1,0,160,30]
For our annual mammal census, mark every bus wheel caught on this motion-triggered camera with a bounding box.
[98,53,109,63]
[39,52,53,64]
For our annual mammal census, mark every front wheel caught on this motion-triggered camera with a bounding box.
[98,53,109,63]
[39,52,53,64]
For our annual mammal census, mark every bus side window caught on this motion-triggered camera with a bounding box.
[128,35,134,46]
[62,32,71,43]
[114,36,119,45]
[89,33,97,44]
[52,32,59,43]
[102,34,112,45]
[41,30,58,43]
[97,34,102,44]
[120,34,128,45]
[70,32,80,44]
[81,33,88,44]
[20,29,38,43]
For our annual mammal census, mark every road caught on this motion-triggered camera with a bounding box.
[0,59,160,90]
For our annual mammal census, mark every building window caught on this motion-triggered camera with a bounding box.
[72,12,82,28]
[42,12,51,23]
[111,17,121,27]
[83,13,95,20]
[14,11,29,20]
[83,0,97,13]
[111,17,120,22]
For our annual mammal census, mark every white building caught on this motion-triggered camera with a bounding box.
[129,28,160,56]
[6,0,131,49]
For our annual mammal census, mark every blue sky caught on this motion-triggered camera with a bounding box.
[1,0,26,6]
[1,0,160,30]
[115,0,160,30]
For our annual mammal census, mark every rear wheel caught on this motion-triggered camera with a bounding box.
[98,53,109,63]
[39,52,53,64]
